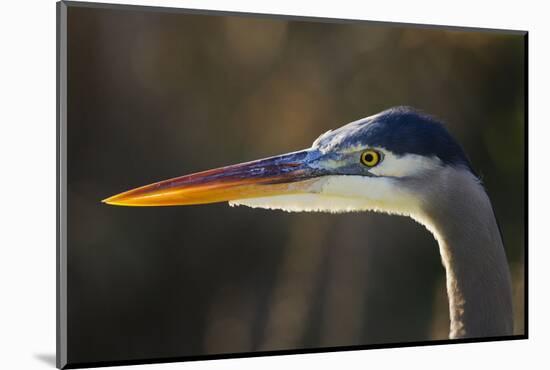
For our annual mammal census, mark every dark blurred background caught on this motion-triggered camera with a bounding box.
[66,4,525,364]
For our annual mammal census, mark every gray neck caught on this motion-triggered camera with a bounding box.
[412,167,513,339]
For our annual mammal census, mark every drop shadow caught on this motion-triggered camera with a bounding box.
[34,353,56,367]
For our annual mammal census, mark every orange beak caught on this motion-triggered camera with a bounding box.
[102,150,324,207]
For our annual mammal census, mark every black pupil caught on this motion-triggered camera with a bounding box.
[364,153,374,163]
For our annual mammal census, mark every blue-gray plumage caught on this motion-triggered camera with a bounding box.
[314,106,475,172]
[104,106,514,339]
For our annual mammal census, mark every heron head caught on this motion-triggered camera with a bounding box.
[103,106,474,216]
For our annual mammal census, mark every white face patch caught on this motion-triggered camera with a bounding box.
[368,148,443,178]
[230,175,422,217]
[230,193,372,213]
[229,146,441,216]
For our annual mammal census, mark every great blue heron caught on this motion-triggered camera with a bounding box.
[104,106,513,339]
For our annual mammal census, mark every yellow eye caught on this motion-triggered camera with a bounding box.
[360,150,380,167]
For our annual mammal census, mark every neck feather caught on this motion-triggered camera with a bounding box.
[412,167,514,338]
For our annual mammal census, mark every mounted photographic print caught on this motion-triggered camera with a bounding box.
[57,1,527,368]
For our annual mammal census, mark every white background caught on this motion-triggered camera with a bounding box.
[0,0,547,369]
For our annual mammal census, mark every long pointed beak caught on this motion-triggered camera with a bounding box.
[102,150,323,207]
